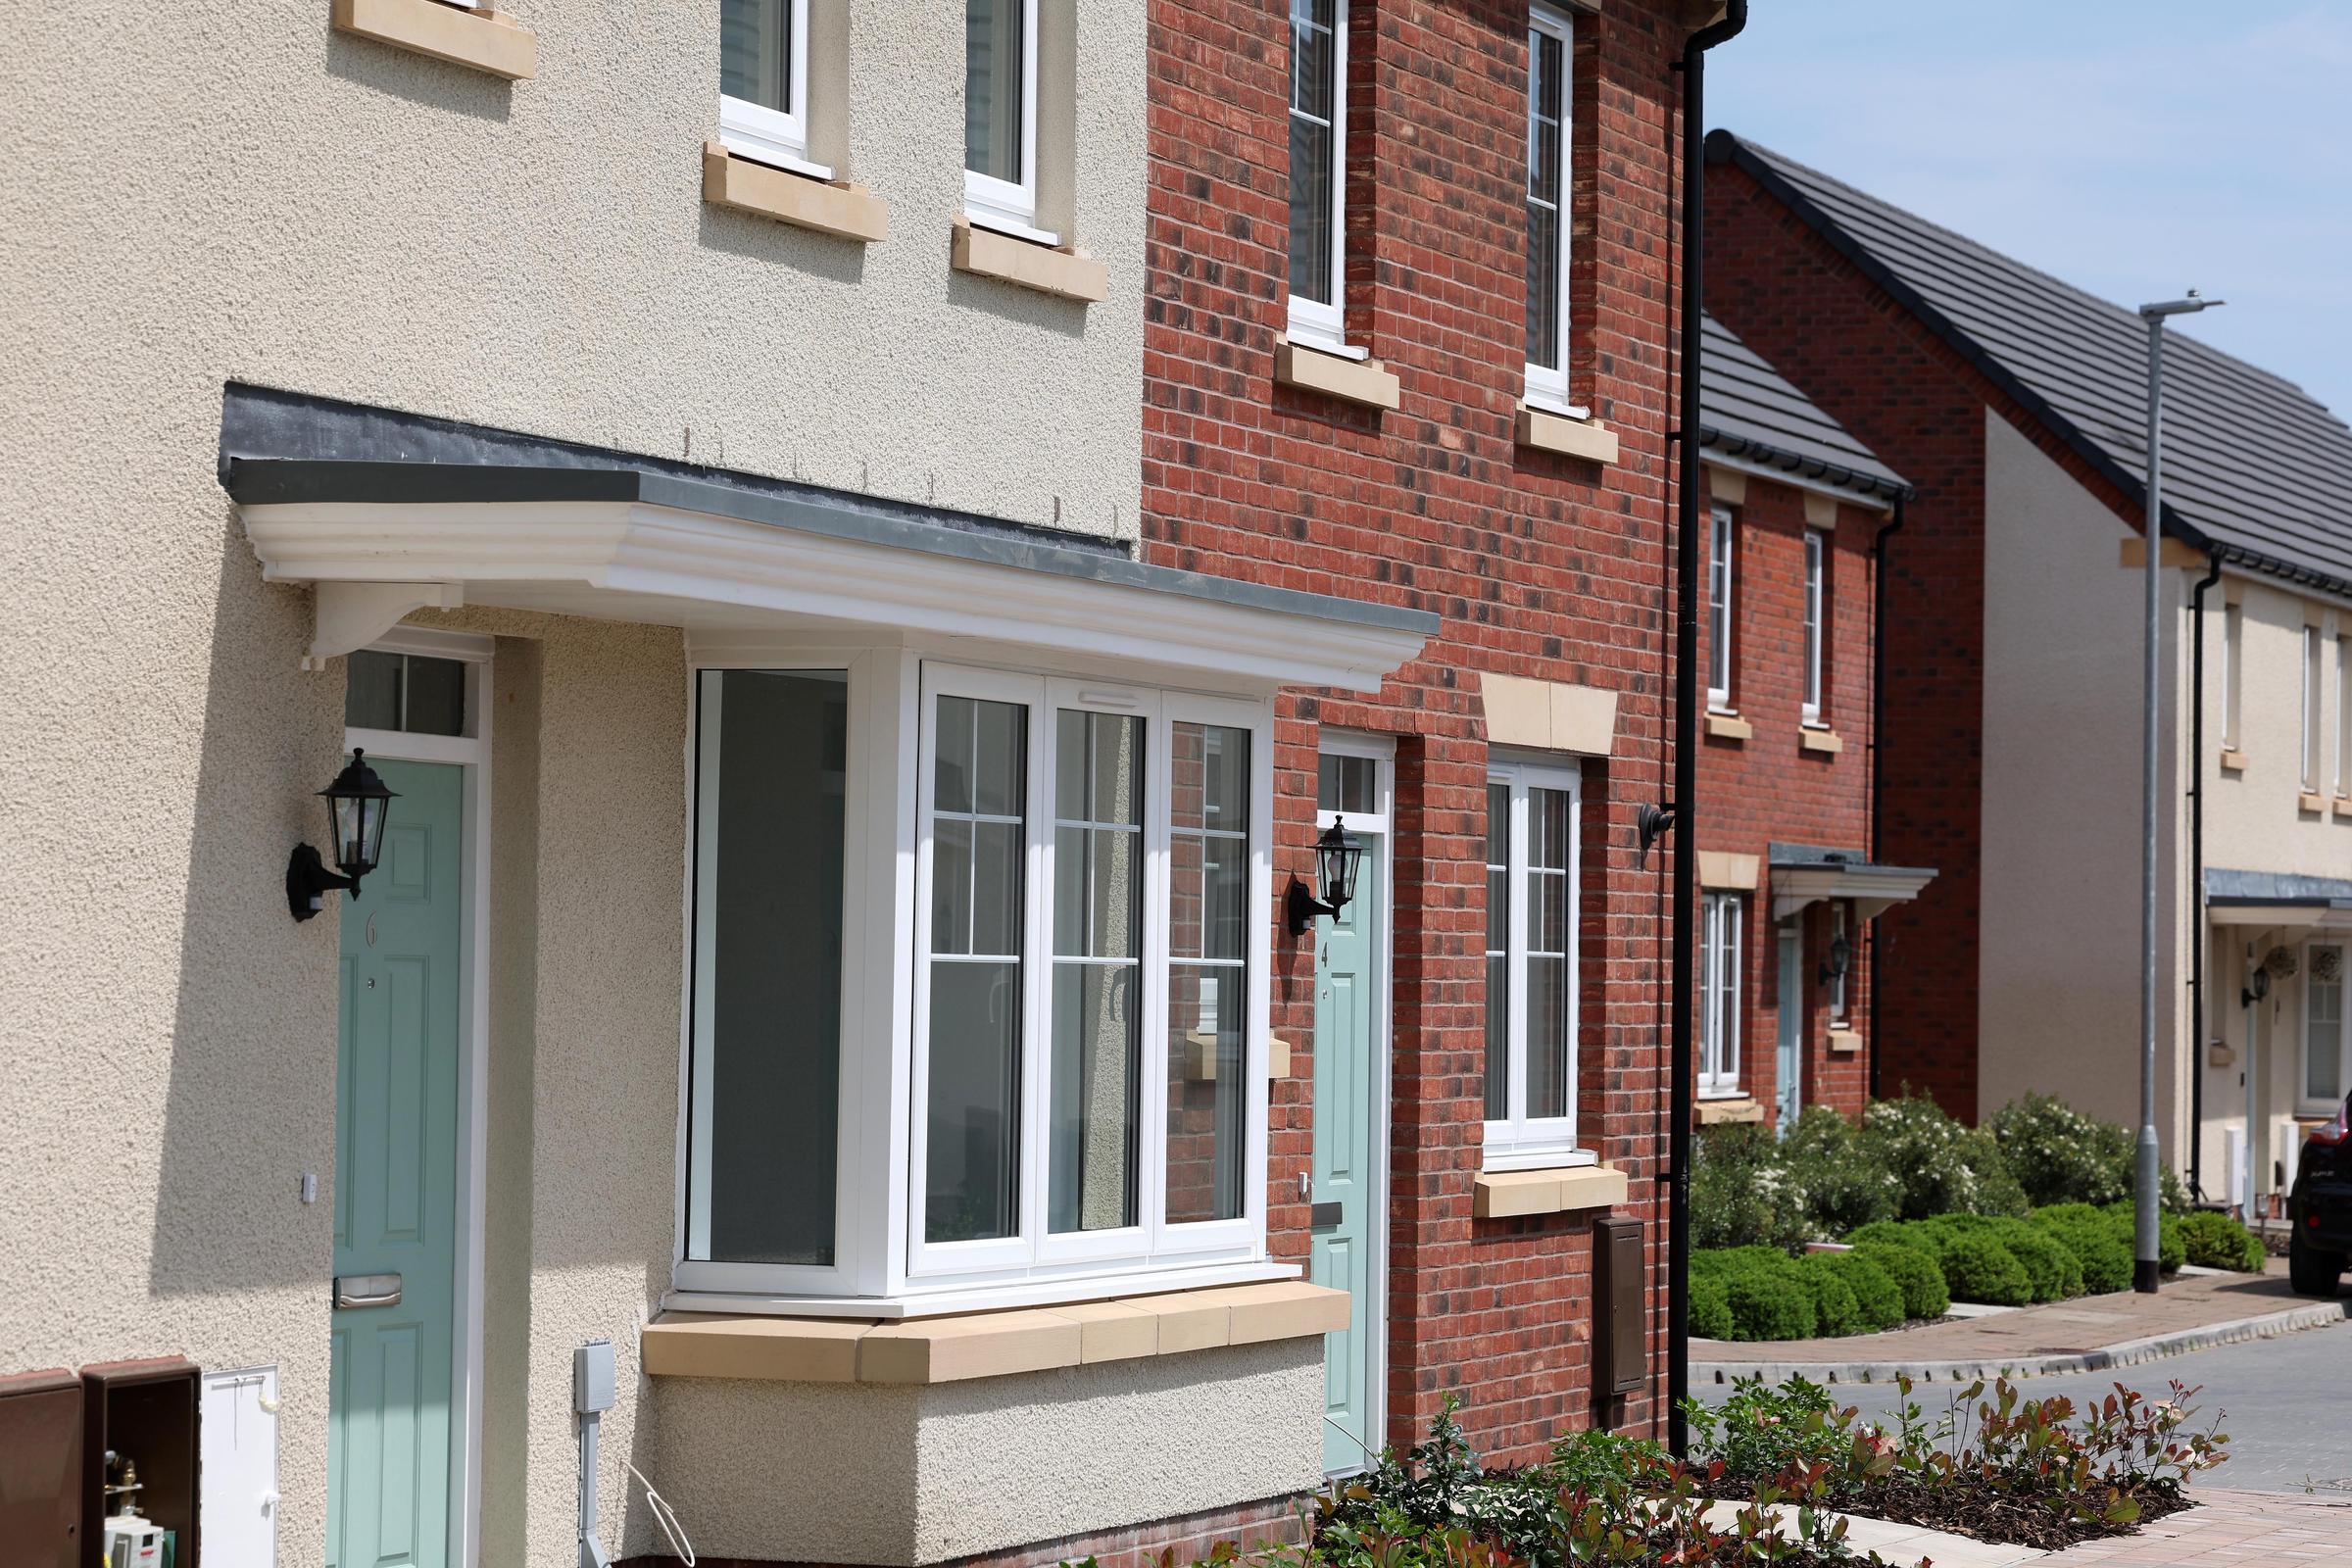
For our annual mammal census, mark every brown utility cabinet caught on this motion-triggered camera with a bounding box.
[80,1357,200,1568]
[0,1368,84,1568]
[1592,1215,1648,1397]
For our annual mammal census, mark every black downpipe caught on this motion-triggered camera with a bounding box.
[1666,0,1746,1460]
[2186,547,2223,1203]
[1867,494,1905,1102]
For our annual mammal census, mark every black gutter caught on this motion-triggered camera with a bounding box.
[1868,493,1906,1102]
[2186,546,2223,1203]
[1667,0,1746,1461]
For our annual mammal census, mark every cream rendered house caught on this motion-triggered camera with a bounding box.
[0,4,1428,1566]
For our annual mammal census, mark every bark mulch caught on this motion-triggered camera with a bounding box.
[1703,1479,2196,1553]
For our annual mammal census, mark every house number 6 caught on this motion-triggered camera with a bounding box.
[366,912,379,948]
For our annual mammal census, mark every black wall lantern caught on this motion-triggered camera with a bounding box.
[1818,931,1852,988]
[287,750,398,922]
[1286,818,1366,935]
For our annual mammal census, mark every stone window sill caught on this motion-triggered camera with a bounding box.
[642,1279,1348,1387]
[1274,338,1401,411]
[2335,798,2352,821]
[2220,749,2248,773]
[1695,1097,1764,1126]
[330,0,536,79]
[1799,726,1843,756]
[704,143,888,244]
[1472,1163,1627,1219]
[1705,711,1752,742]
[2300,791,2328,814]
[1516,404,1620,465]
[951,218,1105,304]
[1827,1028,1863,1054]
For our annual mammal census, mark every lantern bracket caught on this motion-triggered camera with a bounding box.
[302,581,465,670]
[287,842,359,922]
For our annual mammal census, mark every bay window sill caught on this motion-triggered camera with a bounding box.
[1515,403,1619,465]
[644,1278,1348,1386]
[330,0,537,78]
[1472,1163,1627,1219]
[1695,1097,1764,1125]
[1274,337,1401,411]
[951,218,1106,304]
[703,142,889,244]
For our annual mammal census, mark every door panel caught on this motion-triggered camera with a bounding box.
[1776,926,1802,1131]
[328,758,463,1568]
[1312,842,1381,1475]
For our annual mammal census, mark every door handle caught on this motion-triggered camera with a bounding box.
[334,1272,403,1309]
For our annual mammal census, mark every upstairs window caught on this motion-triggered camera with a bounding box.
[720,0,819,172]
[1523,6,1575,411]
[1287,0,1347,347]
[1707,506,1735,710]
[1483,760,1585,1165]
[2220,602,2242,753]
[1699,892,1742,1097]
[965,0,1040,233]
[1802,530,1826,724]
[2304,625,2325,793]
[2337,635,2350,798]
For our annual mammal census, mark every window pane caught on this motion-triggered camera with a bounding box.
[403,655,466,737]
[2310,952,2344,1103]
[691,669,848,1265]
[346,650,403,730]
[1526,786,1571,1118]
[1524,26,1564,370]
[1051,712,1143,1234]
[965,0,1025,183]
[927,695,1028,1245]
[721,0,791,113]
[1318,753,1377,815]
[1168,722,1251,1224]
[1287,0,1338,305]
[1484,782,1509,1121]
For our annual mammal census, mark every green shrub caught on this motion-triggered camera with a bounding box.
[1694,1247,1819,1340]
[1780,1106,1902,1236]
[2034,1204,2133,1294]
[1854,1240,1949,1319]
[1794,1255,1862,1337]
[1988,1218,2084,1301]
[2180,1210,2266,1272]
[1989,1092,2188,1211]
[1922,1227,2034,1305]
[1861,1093,2029,1220]
[1690,1267,1735,1339]
[1846,1218,1934,1253]
[1807,1249,1905,1332]
[1690,1124,1818,1251]
[2101,1202,2186,1271]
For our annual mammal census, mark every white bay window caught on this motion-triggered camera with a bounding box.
[1483,760,1585,1166]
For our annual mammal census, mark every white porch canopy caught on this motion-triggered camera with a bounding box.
[230,460,1435,692]
[1769,844,1936,924]
[2206,868,2352,934]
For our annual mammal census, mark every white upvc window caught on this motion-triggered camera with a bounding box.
[2304,943,2346,1114]
[719,0,824,175]
[964,0,1043,236]
[2303,625,2325,793]
[2220,602,2242,752]
[1698,892,1742,1096]
[1801,530,1826,724]
[1286,0,1348,347]
[1522,5,1577,412]
[2337,635,2350,798]
[1482,760,1586,1166]
[1707,506,1735,710]
[908,668,1267,1285]
[1827,902,1848,1023]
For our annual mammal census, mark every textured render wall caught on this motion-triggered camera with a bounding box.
[645,1341,1322,1566]
[1978,414,2187,1146]
[1694,471,1882,1122]
[1142,0,1696,1460]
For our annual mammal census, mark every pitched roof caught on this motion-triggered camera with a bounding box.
[1699,310,1908,503]
[1708,130,2352,595]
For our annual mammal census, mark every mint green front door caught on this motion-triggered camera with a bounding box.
[329,758,463,1568]
[1311,840,1381,1474]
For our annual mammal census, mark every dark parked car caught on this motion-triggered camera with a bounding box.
[2288,1095,2351,1297]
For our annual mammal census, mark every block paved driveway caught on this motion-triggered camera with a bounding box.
[2040,1489,2352,1563]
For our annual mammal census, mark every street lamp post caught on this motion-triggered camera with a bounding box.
[2135,290,2223,1293]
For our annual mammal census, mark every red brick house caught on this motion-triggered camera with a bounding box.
[1141,0,1737,1474]
[1691,310,1932,1131]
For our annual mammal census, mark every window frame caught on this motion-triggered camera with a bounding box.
[1521,3,1577,412]
[2220,601,2242,753]
[2303,624,2325,793]
[2337,633,2351,799]
[1801,529,1826,725]
[718,0,825,176]
[1285,0,1349,348]
[1698,891,1743,1098]
[906,666,1270,1290]
[1827,902,1848,1023]
[963,0,1045,238]
[2302,940,2347,1116]
[1707,505,1735,711]
[1481,757,1589,1169]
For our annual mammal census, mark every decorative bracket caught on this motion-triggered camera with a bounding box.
[302,581,465,669]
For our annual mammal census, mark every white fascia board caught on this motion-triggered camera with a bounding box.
[1771,865,1937,924]
[241,500,1426,694]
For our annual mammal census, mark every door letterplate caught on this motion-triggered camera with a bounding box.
[334,1272,403,1309]
[1309,1200,1344,1229]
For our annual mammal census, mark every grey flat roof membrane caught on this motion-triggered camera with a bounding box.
[2206,867,2352,908]
[1700,312,1909,502]
[1710,132,2352,595]
[219,384,1437,638]
[1768,842,1936,881]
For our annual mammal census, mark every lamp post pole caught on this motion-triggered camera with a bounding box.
[2135,291,2223,1293]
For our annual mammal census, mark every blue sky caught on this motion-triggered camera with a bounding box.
[1709,2,2352,421]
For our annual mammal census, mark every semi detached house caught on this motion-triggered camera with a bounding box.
[0,1,1730,1566]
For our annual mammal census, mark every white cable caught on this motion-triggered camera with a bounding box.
[624,1460,695,1567]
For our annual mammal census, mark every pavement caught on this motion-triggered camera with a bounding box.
[2034,1488,2352,1564]
[1690,1258,2349,1385]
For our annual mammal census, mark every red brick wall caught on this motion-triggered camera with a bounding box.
[1142,0,1703,1463]
[1695,472,1881,1121]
